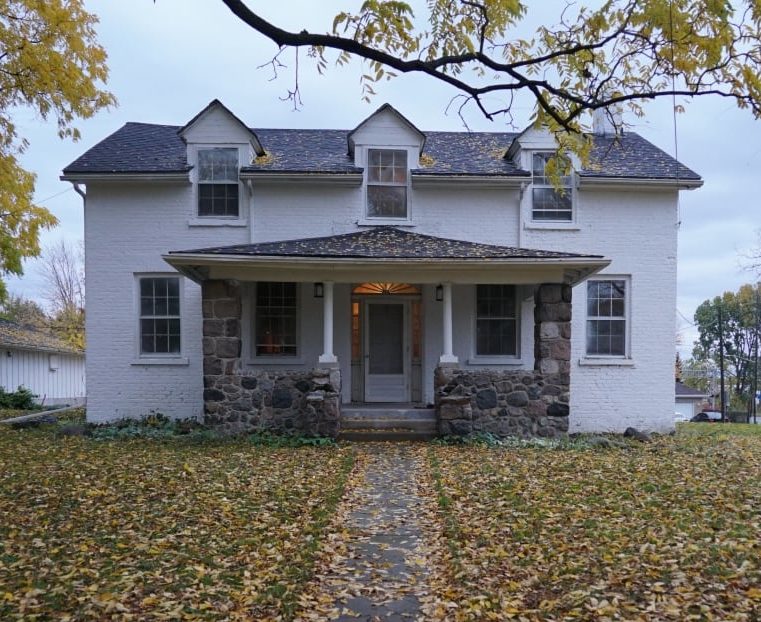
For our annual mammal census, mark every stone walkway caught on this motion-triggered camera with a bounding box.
[297,444,437,621]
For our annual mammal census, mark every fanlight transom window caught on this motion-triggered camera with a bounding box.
[352,283,421,295]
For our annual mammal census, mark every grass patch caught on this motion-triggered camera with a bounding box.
[427,424,761,620]
[0,424,352,620]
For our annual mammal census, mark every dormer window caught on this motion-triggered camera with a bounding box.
[531,152,573,222]
[367,149,408,219]
[197,148,239,217]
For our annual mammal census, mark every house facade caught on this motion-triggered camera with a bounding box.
[62,101,701,436]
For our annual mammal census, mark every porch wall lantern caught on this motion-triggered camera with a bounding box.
[313,282,324,298]
[435,284,444,302]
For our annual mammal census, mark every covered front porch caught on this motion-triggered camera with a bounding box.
[164,227,608,438]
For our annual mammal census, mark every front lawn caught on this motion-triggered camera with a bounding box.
[0,427,352,621]
[429,424,761,620]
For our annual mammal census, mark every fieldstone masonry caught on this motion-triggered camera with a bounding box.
[201,280,341,436]
[435,283,572,438]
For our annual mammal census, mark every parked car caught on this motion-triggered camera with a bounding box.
[690,411,723,423]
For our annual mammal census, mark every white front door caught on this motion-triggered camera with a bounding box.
[364,301,408,402]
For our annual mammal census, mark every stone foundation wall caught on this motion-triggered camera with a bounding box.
[204,367,341,436]
[435,367,569,438]
[202,279,341,436]
[435,283,572,438]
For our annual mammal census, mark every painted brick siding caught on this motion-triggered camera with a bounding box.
[84,182,248,422]
[522,188,679,433]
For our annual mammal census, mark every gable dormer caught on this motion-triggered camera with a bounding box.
[348,104,426,224]
[179,100,264,223]
[507,126,578,227]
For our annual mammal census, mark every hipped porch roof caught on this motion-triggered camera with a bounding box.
[164,227,609,285]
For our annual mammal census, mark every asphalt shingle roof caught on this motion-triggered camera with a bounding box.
[0,319,83,355]
[63,122,700,181]
[170,226,603,260]
[675,381,707,398]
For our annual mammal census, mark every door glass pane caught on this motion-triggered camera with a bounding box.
[368,304,403,374]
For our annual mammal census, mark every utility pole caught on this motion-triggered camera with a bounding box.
[754,286,759,425]
[718,303,726,423]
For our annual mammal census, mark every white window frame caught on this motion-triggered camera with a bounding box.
[363,148,411,223]
[471,284,520,361]
[188,145,246,226]
[529,151,576,225]
[246,282,302,364]
[583,276,631,360]
[132,273,188,366]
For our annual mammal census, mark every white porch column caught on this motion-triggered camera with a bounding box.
[439,282,458,364]
[318,281,338,364]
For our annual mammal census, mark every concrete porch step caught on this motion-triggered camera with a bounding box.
[341,417,437,432]
[338,429,438,442]
[339,406,438,441]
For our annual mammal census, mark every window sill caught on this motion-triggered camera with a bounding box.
[524,221,580,231]
[131,357,189,366]
[245,357,306,366]
[357,218,415,227]
[187,218,247,227]
[467,357,526,366]
[578,357,635,367]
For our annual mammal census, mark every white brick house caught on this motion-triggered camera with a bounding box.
[62,100,701,436]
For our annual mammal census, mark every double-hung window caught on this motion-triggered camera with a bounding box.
[139,277,181,355]
[586,279,627,356]
[197,148,239,217]
[254,282,298,357]
[531,152,573,221]
[367,149,408,218]
[475,285,517,356]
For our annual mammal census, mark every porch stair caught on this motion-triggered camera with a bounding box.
[339,405,437,441]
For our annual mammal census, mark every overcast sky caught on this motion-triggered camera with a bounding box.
[7,1,761,357]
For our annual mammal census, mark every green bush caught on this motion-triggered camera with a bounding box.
[0,386,38,410]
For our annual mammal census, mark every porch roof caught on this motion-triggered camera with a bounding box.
[163,227,610,285]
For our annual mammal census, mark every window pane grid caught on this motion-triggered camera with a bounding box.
[367,149,408,218]
[139,277,181,355]
[586,279,626,356]
[198,148,239,217]
[532,152,573,222]
[475,285,517,356]
[255,282,298,356]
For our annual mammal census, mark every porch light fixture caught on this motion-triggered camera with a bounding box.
[313,282,324,298]
[435,284,444,302]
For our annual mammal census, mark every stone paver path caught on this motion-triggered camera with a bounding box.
[297,444,438,621]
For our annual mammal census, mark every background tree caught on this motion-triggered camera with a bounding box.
[39,240,85,350]
[0,1,114,299]
[220,0,761,149]
[0,294,47,329]
[693,283,761,409]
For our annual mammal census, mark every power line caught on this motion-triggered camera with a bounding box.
[35,187,73,205]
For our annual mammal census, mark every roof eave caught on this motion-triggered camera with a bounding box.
[411,173,529,187]
[60,171,191,183]
[163,252,610,287]
[239,171,363,186]
[579,176,703,189]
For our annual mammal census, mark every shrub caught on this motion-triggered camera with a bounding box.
[0,386,38,410]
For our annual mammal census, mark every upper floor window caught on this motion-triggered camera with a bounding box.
[475,284,517,356]
[139,276,181,355]
[586,279,627,356]
[198,148,239,217]
[531,152,573,222]
[367,149,408,219]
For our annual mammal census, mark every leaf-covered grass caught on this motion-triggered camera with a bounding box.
[428,426,761,620]
[0,427,353,620]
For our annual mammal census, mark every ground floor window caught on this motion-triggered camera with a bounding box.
[139,276,181,354]
[475,284,517,356]
[254,282,298,356]
[586,279,627,356]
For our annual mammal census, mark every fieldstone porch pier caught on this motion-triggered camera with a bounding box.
[164,227,608,438]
